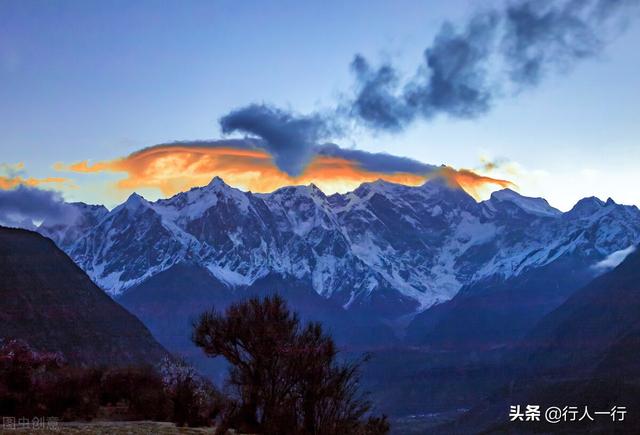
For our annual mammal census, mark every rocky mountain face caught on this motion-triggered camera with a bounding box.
[406,192,640,348]
[0,226,167,366]
[40,177,640,324]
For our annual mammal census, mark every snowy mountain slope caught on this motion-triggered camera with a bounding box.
[39,202,108,250]
[67,193,198,294]
[37,177,640,318]
[484,188,561,217]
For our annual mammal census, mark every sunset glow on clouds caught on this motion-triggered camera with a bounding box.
[54,141,513,200]
[1,0,638,214]
[0,175,70,190]
[0,163,70,190]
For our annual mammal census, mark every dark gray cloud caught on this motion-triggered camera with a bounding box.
[405,11,499,120]
[0,185,77,229]
[503,0,606,86]
[217,0,638,173]
[351,0,638,130]
[349,55,413,132]
[315,143,438,175]
[219,104,338,176]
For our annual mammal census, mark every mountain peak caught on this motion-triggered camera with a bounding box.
[420,175,461,192]
[490,187,518,198]
[567,196,606,218]
[206,175,228,189]
[367,178,400,188]
[487,189,561,217]
[419,177,480,207]
[352,178,404,198]
[125,192,145,204]
[266,184,329,205]
[307,183,327,199]
[575,196,605,207]
[69,201,109,213]
[118,192,150,213]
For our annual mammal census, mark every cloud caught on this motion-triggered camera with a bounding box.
[0,162,71,190]
[349,10,499,129]
[405,10,499,120]
[58,140,275,194]
[0,162,25,174]
[0,185,77,228]
[56,140,512,199]
[0,175,70,190]
[212,1,638,170]
[593,245,637,271]
[349,55,413,132]
[437,166,514,199]
[315,143,437,174]
[504,0,600,86]
[348,0,639,130]
[219,104,340,176]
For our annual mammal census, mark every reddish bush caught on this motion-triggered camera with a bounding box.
[0,339,66,417]
[0,339,219,426]
[100,366,170,421]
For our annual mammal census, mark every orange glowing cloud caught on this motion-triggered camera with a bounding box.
[56,142,513,200]
[0,175,70,190]
[437,166,515,199]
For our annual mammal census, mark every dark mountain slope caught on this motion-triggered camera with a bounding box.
[522,246,640,377]
[241,273,398,347]
[118,263,232,363]
[406,254,597,350]
[0,226,167,366]
[438,245,640,434]
[119,266,398,347]
[119,265,397,380]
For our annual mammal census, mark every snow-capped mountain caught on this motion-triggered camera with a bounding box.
[39,202,108,248]
[39,177,640,319]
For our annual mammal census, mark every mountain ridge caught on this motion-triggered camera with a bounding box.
[38,176,640,321]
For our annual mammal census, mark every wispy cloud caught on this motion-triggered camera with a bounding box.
[0,162,71,190]
[350,0,638,130]
[0,175,70,190]
[593,245,637,271]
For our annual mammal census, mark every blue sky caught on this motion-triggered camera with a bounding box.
[1,0,639,210]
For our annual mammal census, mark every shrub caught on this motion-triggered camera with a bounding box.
[192,295,389,434]
[100,366,170,421]
[159,356,222,426]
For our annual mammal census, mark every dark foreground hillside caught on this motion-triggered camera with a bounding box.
[438,246,640,434]
[0,226,167,366]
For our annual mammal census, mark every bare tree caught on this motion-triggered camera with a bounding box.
[192,295,389,435]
